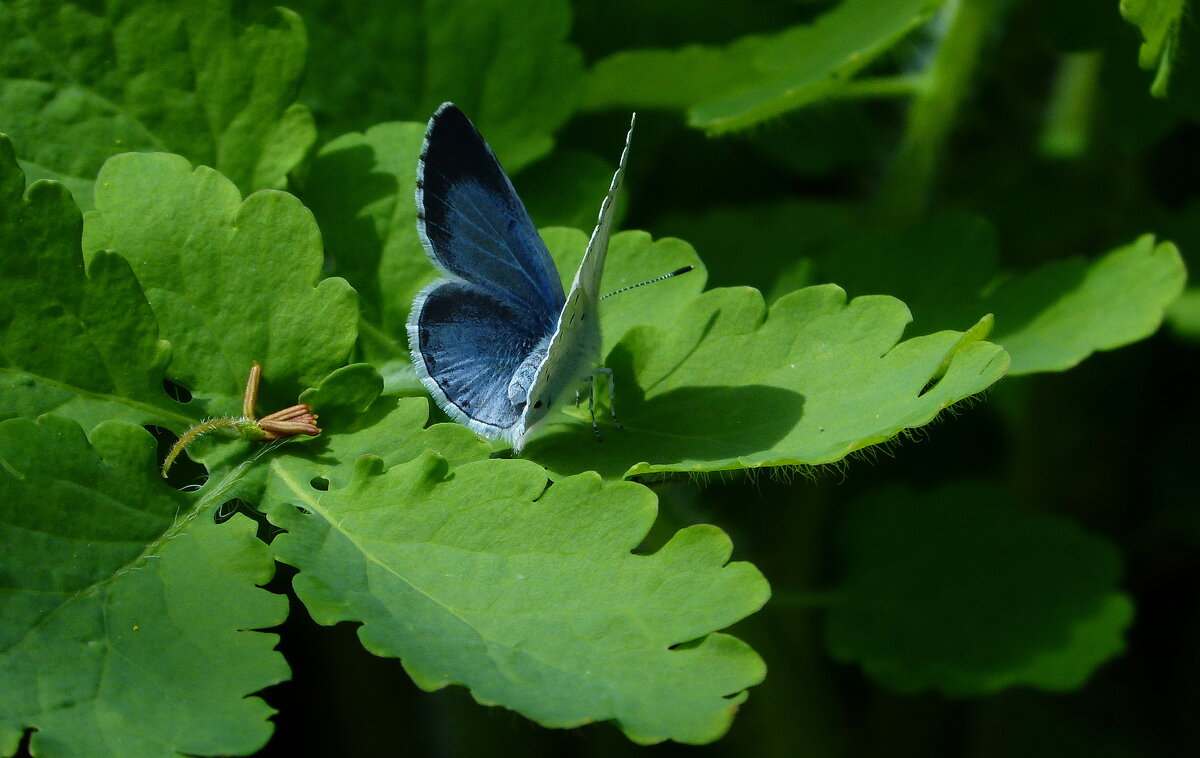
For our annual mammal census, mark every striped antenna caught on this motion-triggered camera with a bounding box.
[601,266,695,300]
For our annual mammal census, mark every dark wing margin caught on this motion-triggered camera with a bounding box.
[417,103,564,326]
[407,279,547,439]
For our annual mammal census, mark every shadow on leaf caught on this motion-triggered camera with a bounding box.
[527,343,803,478]
[304,141,400,319]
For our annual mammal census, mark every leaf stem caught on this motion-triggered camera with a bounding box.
[875,0,1005,222]
[828,73,929,101]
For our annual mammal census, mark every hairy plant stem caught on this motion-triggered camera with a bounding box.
[875,0,1005,223]
[160,417,248,477]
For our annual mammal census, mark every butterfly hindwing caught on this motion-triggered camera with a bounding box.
[417,103,564,323]
[408,279,548,439]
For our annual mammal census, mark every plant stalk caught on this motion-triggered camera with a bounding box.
[875,0,1005,223]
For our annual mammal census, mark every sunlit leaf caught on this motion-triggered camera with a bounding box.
[1120,0,1185,96]
[261,431,769,744]
[523,230,1008,479]
[0,0,315,203]
[0,135,180,431]
[82,152,358,414]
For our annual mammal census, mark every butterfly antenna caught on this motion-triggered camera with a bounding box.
[601,266,695,300]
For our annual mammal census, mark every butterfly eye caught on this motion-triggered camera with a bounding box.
[533,400,544,409]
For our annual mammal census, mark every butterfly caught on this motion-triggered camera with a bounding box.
[407,103,634,453]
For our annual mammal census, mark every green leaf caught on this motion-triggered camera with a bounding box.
[260,434,768,744]
[0,416,289,757]
[1119,0,1186,96]
[303,122,429,362]
[802,215,1184,375]
[0,135,182,431]
[986,234,1185,373]
[583,0,945,133]
[297,366,494,471]
[278,0,581,169]
[15,159,98,212]
[826,482,1133,695]
[523,230,1008,479]
[82,151,359,414]
[0,0,315,198]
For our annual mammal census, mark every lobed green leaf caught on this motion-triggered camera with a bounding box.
[303,122,429,363]
[82,151,358,415]
[986,233,1185,373]
[259,425,769,743]
[665,207,1186,375]
[0,135,180,432]
[524,230,1008,479]
[278,0,581,170]
[0,0,315,205]
[818,218,1186,374]
[0,416,289,758]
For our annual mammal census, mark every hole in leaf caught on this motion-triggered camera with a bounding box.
[215,498,253,524]
[214,499,283,543]
[163,377,193,403]
[310,476,329,491]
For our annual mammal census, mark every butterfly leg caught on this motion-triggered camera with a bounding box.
[587,374,603,442]
[594,368,625,432]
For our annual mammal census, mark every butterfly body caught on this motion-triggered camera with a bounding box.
[408,103,632,452]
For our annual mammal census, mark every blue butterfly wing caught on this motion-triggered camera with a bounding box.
[416,103,564,323]
[408,280,548,437]
[410,103,563,441]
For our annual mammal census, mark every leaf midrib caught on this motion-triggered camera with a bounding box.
[0,367,191,427]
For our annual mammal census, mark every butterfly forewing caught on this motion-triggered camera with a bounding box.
[417,103,565,324]
[516,114,636,447]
